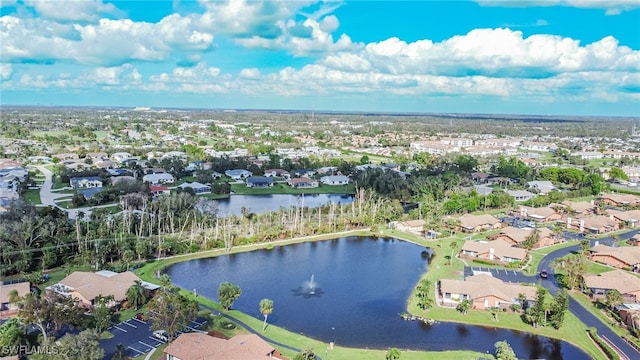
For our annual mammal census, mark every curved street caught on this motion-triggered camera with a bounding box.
[468,231,640,360]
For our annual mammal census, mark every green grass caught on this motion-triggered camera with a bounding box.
[23,189,42,205]
[569,291,630,338]
[99,331,115,339]
[231,182,356,195]
[586,261,616,275]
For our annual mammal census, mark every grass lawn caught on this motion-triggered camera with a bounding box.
[23,189,42,205]
[569,290,630,338]
[231,182,356,195]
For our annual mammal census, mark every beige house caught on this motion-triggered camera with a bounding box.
[46,270,159,308]
[164,332,285,360]
[460,239,527,264]
[561,200,596,217]
[599,193,640,207]
[567,215,619,234]
[439,274,536,310]
[516,206,561,223]
[607,209,640,228]
[590,244,640,272]
[395,219,426,233]
[0,282,30,319]
[457,214,502,233]
[490,226,557,249]
[584,269,640,303]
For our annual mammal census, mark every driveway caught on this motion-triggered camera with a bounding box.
[99,317,208,359]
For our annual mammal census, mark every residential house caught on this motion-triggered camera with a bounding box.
[78,187,104,201]
[599,193,640,207]
[590,243,640,272]
[142,173,175,185]
[293,168,316,178]
[517,205,562,223]
[608,209,640,228]
[0,282,30,319]
[320,175,350,186]
[225,169,252,180]
[439,274,536,310]
[567,215,619,234]
[149,185,170,197]
[584,269,640,303]
[264,169,290,179]
[162,151,187,162]
[395,219,426,234]
[460,239,528,264]
[110,176,136,186]
[506,190,536,202]
[46,270,159,309]
[317,166,338,174]
[527,181,556,195]
[562,200,596,217]
[70,176,103,189]
[178,182,211,194]
[111,152,134,163]
[410,141,460,155]
[164,332,285,360]
[573,151,603,160]
[246,176,274,188]
[489,226,557,249]
[628,234,640,246]
[615,303,640,328]
[457,214,502,233]
[288,177,318,188]
[471,172,490,184]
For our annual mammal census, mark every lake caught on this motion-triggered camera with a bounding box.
[166,236,589,359]
[214,193,354,216]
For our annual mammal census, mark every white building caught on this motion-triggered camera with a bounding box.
[142,173,175,185]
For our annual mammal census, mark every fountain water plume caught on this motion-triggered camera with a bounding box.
[304,274,317,295]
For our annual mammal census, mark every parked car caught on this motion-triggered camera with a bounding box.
[153,330,168,342]
[539,270,548,279]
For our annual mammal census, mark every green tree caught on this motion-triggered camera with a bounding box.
[294,348,317,360]
[218,282,242,311]
[605,289,624,309]
[385,347,401,360]
[53,330,104,360]
[609,167,629,181]
[148,291,198,340]
[549,290,569,329]
[126,280,147,310]
[556,254,588,290]
[0,319,26,355]
[494,340,517,360]
[16,292,84,344]
[111,344,130,360]
[456,299,472,315]
[92,295,114,334]
[259,298,274,331]
[415,278,434,310]
[359,155,370,165]
[522,228,540,250]
[530,287,548,327]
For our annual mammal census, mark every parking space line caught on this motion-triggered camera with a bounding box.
[148,337,164,344]
[139,341,155,350]
[128,347,145,355]
[122,321,137,328]
[112,325,127,332]
[132,318,146,324]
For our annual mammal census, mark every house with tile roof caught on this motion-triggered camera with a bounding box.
[178,182,211,194]
[163,332,285,360]
[590,244,640,272]
[584,269,640,303]
[490,226,557,249]
[46,270,159,308]
[142,173,175,185]
[70,176,103,189]
[599,193,640,207]
[439,274,536,310]
[1,282,30,319]
[516,205,562,223]
[561,200,596,217]
[567,215,619,234]
[457,213,502,233]
[607,209,640,228]
[288,177,318,188]
[460,239,527,264]
[395,219,426,234]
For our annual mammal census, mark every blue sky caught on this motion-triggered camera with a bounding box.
[1,0,639,116]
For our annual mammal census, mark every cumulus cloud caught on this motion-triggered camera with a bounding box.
[475,0,640,15]
[0,63,12,80]
[0,14,213,65]
[24,0,120,22]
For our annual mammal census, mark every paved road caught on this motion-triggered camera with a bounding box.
[465,232,640,359]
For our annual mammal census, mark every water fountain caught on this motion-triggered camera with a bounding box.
[304,274,317,295]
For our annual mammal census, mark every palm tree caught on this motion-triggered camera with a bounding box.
[259,298,273,331]
[456,299,472,315]
[160,274,171,293]
[111,343,130,360]
[126,281,146,310]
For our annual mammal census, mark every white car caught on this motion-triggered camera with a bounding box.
[153,330,168,342]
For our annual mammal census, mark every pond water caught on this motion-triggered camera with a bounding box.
[166,236,588,359]
[214,194,353,216]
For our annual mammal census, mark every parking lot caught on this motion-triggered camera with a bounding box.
[100,317,207,359]
[464,266,538,285]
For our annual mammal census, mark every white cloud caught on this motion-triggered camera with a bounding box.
[150,62,223,84]
[24,0,119,22]
[239,68,261,79]
[0,63,12,80]
[0,14,213,65]
[475,0,640,15]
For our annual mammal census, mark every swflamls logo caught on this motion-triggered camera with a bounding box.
[0,345,60,355]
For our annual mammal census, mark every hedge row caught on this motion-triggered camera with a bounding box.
[587,327,620,360]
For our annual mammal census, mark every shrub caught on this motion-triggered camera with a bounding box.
[587,327,620,360]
